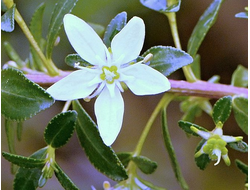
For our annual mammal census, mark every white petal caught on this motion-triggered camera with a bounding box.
[121,63,170,95]
[221,135,239,143]
[47,69,99,101]
[195,130,211,140]
[111,17,145,65]
[213,127,223,136]
[64,14,108,66]
[95,87,124,146]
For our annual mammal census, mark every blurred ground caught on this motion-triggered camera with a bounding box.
[1,0,248,189]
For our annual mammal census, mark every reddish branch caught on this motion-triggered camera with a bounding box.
[25,71,248,99]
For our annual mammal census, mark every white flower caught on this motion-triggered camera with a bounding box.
[191,122,243,166]
[47,14,170,146]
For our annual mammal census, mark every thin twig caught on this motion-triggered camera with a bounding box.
[25,72,248,99]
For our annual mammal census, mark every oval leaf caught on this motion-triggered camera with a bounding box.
[232,96,248,134]
[212,96,232,124]
[178,120,208,136]
[29,3,47,71]
[65,54,92,68]
[44,111,77,148]
[72,100,128,181]
[140,0,181,13]
[132,156,157,174]
[2,151,45,169]
[103,11,127,48]
[187,0,224,57]
[13,147,48,190]
[228,141,248,153]
[235,159,248,176]
[46,0,78,58]
[231,65,248,87]
[1,4,15,32]
[142,46,193,76]
[1,68,54,121]
[195,139,211,170]
[117,152,132,168]
[54,163,79,190]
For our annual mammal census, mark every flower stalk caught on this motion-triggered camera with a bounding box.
[3,0,60,76]
[165,12,198,82]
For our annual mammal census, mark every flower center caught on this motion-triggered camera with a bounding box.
[100,66,120,84]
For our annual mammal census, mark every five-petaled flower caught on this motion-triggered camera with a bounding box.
[191,122,243,166]
[47,14,170,146]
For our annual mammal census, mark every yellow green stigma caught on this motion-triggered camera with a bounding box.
[100,66,120,84]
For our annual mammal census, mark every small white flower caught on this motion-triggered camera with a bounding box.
[47,14,170,146]
[191,122,243,166]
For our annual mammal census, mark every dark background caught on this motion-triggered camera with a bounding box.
[2,0,247,189]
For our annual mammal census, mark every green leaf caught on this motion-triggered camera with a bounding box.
[212,96,232,124]
[235,159,248,182]
[2,152,45,169]
[72,100,128,181]
[65,54,92,68]
[162,108,189,190]
[232,96,248,134]
[3,41,25,67]
[178,120,208,136]
[195,139,211,170]
[103,12,127,48]
[5,119,18,173]
[1,68,54,121]
[132,156,157,175]
[190,54,201,79]
[187,0,224,57]
[44,111,77,148]
[231,65,248,87]
[1,4,15,32]
[140,0,181,13]
[29,3,47,72]
[46,0,78,58]
[54,163,79,190]
[117,152,132,168]
[228,141,248,153]
[13,147,48,190]
[142,46,193,76]
[117,152,158,174]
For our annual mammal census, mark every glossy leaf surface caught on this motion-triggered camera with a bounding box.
[103,11,127,48]
[232,96,248,134]
[228,141,248,153]
[1,4,15,32]
[231,65,248,87]
[2,152,45,169]
[13,147,48,190]
[29,3,46,71]
[142,46,193,77]
[1,68,54,121]
[140,0,181,13]
[212,96,232,124]
[46,0,78,58]
[132,156,157,175]
[195,139,211,170]
[65,54,92,68]
[178,120,208,136]
[54,163,79,190]
[44,111,77,148]
[72,100,128,181]
[187,0,224,57]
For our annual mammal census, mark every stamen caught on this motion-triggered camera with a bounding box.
[143,53,153,63]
